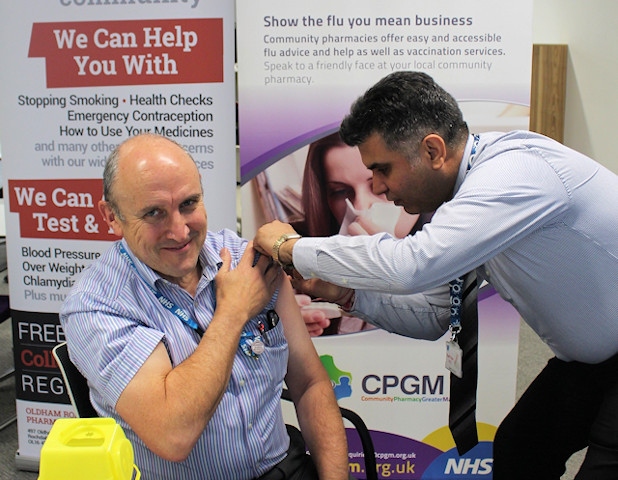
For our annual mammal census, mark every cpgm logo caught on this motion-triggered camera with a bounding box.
[320,355,352,400]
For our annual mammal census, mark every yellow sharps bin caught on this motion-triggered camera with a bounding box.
[38,417,140,480]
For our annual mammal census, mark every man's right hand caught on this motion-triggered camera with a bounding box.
[290,272,353,307]
[253,220,299,265]
[215,241,282,325]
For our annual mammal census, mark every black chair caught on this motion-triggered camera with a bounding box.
[0,293,16,431]
[53,342,378,480]
[52,342,98,418]
[281,388,378,480]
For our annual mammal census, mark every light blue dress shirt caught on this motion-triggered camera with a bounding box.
[60,229,289,480]
[294,131,618,363]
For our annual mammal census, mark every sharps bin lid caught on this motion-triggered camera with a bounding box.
[38,417,140,480]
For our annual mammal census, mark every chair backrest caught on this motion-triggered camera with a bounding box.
[281,388,377,480]
[52,342,98,418]
[337,405,378,480]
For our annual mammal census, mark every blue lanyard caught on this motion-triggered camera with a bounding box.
[466,134,480,172]
[450,134,480,339]
[118,243,205,337]
[449,277,464,339]
[118,243,267,358]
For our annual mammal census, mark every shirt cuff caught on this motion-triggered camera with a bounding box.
[291,236,323,279]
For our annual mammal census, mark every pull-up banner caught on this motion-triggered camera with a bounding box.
[0,0,236,471]
[237,0,532,184]
[237,1,533,478]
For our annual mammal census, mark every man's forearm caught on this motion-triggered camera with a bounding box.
[351,287,451,340]
[294,379,350,480]
[117,310,246,462]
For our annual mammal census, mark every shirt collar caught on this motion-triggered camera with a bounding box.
[452,133,480,195]
[201,235,223,282]
[119,237,220,288]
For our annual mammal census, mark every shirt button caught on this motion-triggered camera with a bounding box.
[239,379,245,387]
[248,422,253,430]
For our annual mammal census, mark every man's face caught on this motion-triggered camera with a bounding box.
[101,136,207,286]
[358,132,451,214]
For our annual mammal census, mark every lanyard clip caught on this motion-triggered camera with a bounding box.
[449,323,461,342]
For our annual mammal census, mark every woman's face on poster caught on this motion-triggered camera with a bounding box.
[323,145,418,238]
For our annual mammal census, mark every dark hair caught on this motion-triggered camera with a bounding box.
[339,71,469,157]
[300,132,346,237]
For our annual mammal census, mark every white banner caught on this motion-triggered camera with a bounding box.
[237,1,532,478]
[0,0,236,468]
[237,0,532,184]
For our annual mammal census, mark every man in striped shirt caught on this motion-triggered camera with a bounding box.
[60,134,349,480]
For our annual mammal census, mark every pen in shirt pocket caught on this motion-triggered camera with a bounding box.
[258,309,280,335]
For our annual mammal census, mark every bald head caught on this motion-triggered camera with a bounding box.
[103,134,200,218]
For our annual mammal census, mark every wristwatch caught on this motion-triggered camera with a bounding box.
[272,233,302,268]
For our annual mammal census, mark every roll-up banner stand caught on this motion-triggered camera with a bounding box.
[0,0,236,470]
[237,1,532,478]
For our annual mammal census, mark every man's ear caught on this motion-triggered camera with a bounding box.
[98,200,123,237]
[422,134,447,170]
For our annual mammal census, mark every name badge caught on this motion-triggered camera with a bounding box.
[445,340,463,378]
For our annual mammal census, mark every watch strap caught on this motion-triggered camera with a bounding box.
[272,233,301,267]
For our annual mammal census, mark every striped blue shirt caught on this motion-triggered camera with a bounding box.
[60,229,289,480]
[294,131,618,364]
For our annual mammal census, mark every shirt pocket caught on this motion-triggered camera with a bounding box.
[255,317,288,387]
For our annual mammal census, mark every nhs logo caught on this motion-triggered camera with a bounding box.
[445,457,493,476]
[422,441,494,479]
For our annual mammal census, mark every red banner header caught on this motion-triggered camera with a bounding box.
[9,179,117,241]
[28,18,223,87]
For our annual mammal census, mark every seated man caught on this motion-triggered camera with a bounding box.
[60,134,349,480]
